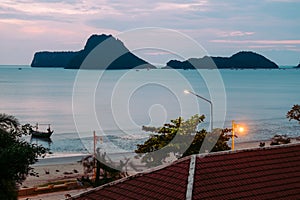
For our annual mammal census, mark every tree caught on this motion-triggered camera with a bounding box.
[286,104,300,123]
[135,114,231,167]
[0,114,47,200]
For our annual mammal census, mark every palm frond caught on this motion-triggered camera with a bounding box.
[0,113,21,136]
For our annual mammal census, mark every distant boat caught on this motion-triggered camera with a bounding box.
[30,123,53,138]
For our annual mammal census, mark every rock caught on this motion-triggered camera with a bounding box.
[31,34,155,70]
[31,51,78,68]
[165,51,279,69]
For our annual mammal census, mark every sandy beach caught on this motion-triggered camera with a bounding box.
[21,162,84,188]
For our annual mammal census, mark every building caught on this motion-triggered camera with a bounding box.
[73,143,300,199]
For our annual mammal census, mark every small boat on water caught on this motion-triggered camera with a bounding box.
[30,123,53,138]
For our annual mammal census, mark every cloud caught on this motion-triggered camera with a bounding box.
[154,1,209,12]
[265,0,299,2]
[210,40,300,45]
[7,1,97,15]
[0,0,299,65]
[0,0,106,22]
[248,45,277,49]
[218,31,255,37]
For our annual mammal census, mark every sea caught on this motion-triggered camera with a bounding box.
[1,65,300,158]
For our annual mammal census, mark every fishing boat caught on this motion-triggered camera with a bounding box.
[30,123,53,138]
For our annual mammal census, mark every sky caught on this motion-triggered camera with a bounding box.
[0,0,299,65]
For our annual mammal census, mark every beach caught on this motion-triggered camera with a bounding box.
[21,162,84,188]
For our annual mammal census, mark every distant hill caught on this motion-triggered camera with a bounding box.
[31,34,155,70]
[165,51,279,69]
[31,51,78,68]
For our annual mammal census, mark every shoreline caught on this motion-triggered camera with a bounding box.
[34,154,89,166]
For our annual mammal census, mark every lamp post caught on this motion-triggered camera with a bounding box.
[231,120,245,151]
[184,90,213,132]
[232,120,235,151]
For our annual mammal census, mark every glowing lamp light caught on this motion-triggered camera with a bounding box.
[232,120,247,150]
[236,124,247,136]
[184,90,190,94]
[238,126,245,133]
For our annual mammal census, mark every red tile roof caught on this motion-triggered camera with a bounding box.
[73,144,300,200]
[193,144,300,199]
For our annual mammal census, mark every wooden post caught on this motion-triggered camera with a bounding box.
[93,131,96,180]
[93,131,96,156]
[95,159,100,184]
[232,120,235,151]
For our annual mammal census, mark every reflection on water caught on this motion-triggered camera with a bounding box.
[2,67,300,154]
[30,136,53,149]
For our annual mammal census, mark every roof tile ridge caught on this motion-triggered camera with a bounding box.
[186,154,196,200]
[196,142,300,159]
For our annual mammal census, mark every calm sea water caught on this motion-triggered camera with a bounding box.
[1,65,300,155]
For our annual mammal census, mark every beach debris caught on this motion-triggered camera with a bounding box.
[56,169,60,172]
[44,168,50,174]
[270,134,291,145]
[64,193,72,199]
[259,142,265,147]
[29,171,39,177]
[63,171,73,175]
[77,178,84,187]
[81,155,94,177]
[73,169,79,173]
[77,176,93,187]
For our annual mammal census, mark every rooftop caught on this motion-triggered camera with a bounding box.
[73,144,300,200]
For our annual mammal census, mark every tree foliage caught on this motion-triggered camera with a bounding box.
[135,114,231,167]
[0,114,47,200]
[286,104,300,123]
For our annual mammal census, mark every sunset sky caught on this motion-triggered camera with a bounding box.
[0,0,299,65]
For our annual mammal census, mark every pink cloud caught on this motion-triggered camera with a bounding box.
[154,1,209,11]
[218,31,255,37]
[248,45,277,49]
[211,39,300,45]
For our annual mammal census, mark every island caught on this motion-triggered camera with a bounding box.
[31,34,155,70]
[32,35,280,70]
[164,51,279,69]
[296,63,300,68]
[31,51,78,68]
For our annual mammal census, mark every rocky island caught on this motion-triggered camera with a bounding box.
[31,34,155,70]
[32,35,280,70]
[165,51,279,69]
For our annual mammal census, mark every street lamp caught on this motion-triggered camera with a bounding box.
[184,90,213,132]
[231,120,245,151]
